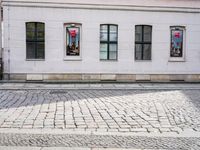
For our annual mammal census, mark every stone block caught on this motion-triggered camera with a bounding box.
[82,74,101,81]
[63,74,82,80]
[150,75,170,82]
[9,74,26,80]
[27,74,43,81]
[101,74,116,81]
[170,75,185,81]
[136,74,151,81]
[43,74,64,80]
[116,74,136,81]
[185,75,200,82]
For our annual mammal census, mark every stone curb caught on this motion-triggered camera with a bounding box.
[0,87,199,90]
[0,128,199,138]
[0,83,200,90]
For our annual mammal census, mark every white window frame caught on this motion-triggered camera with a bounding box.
[63,23,82,61]
[169,26,186,62]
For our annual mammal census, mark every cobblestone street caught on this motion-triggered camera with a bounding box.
[0,85,199,149]
[0,89,200,134]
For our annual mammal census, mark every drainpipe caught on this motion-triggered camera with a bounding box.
[0,0,1,59]
[0,0,2,80]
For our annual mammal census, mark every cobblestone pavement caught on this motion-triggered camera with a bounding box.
[0,89,200,134]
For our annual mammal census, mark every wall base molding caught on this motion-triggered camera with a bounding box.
[3,73,200,82]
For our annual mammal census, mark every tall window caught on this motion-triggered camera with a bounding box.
[170,26,185,59]
[100,24,118,60]
[65,23,81,56]
[26,22,45,59]
[135,25,152,60]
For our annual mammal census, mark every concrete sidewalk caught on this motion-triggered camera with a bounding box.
[0,83,200,90]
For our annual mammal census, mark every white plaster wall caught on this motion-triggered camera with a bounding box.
[3,6,200,74]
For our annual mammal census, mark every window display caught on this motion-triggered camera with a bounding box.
[170,27,184,57]
[66,24,81,56]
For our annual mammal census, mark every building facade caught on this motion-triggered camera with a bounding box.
[2,0,200,82]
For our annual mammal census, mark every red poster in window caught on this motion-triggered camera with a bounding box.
[174,32,180,38]
[70,30,76,37]
[170,29,183,57]
[66,27,80,56]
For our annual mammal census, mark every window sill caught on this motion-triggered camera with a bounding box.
[63,57,82,61]
[100,59,118,62]
[26,59,45,61]
[135,60,152,62]
[168,57,185,62]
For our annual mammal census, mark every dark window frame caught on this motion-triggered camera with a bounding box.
[100,24,118,60]
[26,22,45,60]
[135,25,152,60]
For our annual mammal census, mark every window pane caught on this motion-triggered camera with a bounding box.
[100,44,108,60]
[110,25,117,32]
[66,27,80,56]
[110,33,117,42]
[135,26,142,42]
[100,32,108,41]
[109,51,117,60]
[144,26,152,42]
[135,44,142,60]
[100,25,108,31]
[36,42,45,59]
[100,43,108,52]
[27,31,35,40]
[100,25,108,41]
[37,23,44,31]
[143,44,151,60]
[170,29,183,57]
[110,25,117,42]
[37,31,45,40]
[109,44,117,52]
[27,42,36,59]
[100,52,108,60]
[26,23,35,32]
